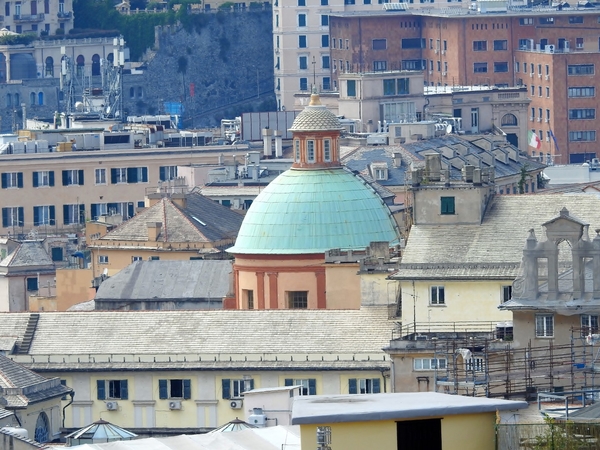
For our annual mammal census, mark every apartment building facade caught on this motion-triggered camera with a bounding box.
[1,0,74,36]
[330,7,600,164]
[0,146,239,237]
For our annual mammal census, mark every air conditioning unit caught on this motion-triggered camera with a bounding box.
[106,401,118,411]
[530,72,534,77]
[441,50,446,55]
[545,75,550,80]
[442,71,447,76]
[434,49,439,54]
[546,44,555,54]
[230,400,243,409]
[428,70,433,75]
[169,401,182,410]
[274,48,280,54]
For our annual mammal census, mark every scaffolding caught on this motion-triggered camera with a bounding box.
[431,327,600,400]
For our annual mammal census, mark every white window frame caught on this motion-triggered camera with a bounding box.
[115,168,127,184]
[358,378,378,394]
[413,358,447,371]
[323,139,331,162]
[430,285,445,305]
[4,207,20,226]
[95,168,106,185]
[35,171,50,187]
[291,379,312,396]
[502,285,512,303]
[65,169,80,186]
[64,204,82,225]
[581,314,599,335]
[232,379,253,398]
[6,172,19,188]
[98,255,109,264]
[465,357,485,373]
[132,256,142,262]
[35,206,52,225]
[535,314,554,338]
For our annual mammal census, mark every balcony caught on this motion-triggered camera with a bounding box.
[13,13,44,23]
[57,11,72,20]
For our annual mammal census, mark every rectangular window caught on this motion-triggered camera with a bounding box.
[298,0,305,5]
[430,286,445,305]
[502,285,512,303]
[383,79,396,95]
[347,80,356,97]
[569,131,596,141]
[569,109,596,120]
[298,13,306,27]
[288,291,308,309]
[576,37,584,49]
[2,207,24,227]
[348,378,381,394]
[373,61,387,71]
[284,378,317,395]
[396,78,409,95]
[465,357,485,373]
[222,378,254,399]
[493,40,507,51]
[98,255,109,264]
[111,167,148,184]
[473,62,488,73]
[568,87,595,97]
[494,62,509,73]
[568,64,594,75]
[299,56,308,70]
[535,314,554,337]
[402,59,425,71]
[33,171,54,188]
[519,18,533,25]
[539,17,554,25]
[321,0,328,4]
[323,139,331,161]
[569,16,584,23]
[441,196,455,214]
[63,204,85,225]
[1,172,23,189]
[307,140,315,161]
[62,169,84,186]
[581,314,599,335]
[90,203,108,221]
[159,379,192,399]
[132,256,142,262]
[321,35,329,47]
[321,14,328,26]
[159,166,177,182]
[33,205,55,226]
[26,277,38,292]
[95,168,106,185]
[294,139,301,161]
[300,78,308,91]
[473,41,487,51]
[413,358,447,370]
[401,38,424,49]
[97,380,129,400]
[372,39,387,50]
[322,55,330,69]
[245,289,254,309]
[299,35,307,48]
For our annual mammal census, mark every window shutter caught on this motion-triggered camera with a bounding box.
[222,379,231,399]
[159,379,168,399]
[79,204,85,223]
[1,208,7,227]
[127,167,137,183]
[17,207,23,226]
[1,173,6,189]
[33,172,39,188]
[348,378,357,394]
[91,204,98,221]
[107,203,117,214]
[308,379,317,395]
[17,172,23,188]
[33,207,40,226]
[49,171,54,187]
[63,205,69,225]
[142,167,148,182]
[97,380,106,400]
[62,170,68,186]
[49,206,55,225]
[284,378,293,387]
[127,202,134,219]
[247,379,254,391]
[159,167,165,182]
[183,379,191,399]
[78,170,84,185]
[373,378,381,394]
[120,380,128,400]
[110,168,117,184]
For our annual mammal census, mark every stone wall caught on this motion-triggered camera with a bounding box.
[123,11,275,127]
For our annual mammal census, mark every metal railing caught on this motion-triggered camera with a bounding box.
[393,321,510,340]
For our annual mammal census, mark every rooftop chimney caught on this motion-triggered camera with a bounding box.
[147,222,162,242]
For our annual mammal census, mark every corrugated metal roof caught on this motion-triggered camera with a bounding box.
[228,168,400,255]
[95,260,232,301]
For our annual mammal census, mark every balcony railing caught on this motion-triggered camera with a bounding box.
[392,321,512,341]
[57,11,72,20]
[13,13,44,22]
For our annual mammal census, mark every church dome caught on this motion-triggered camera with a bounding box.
[227,168,400,255]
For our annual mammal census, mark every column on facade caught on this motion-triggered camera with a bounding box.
[268,272,278,309]
[315,269,326,309]
[256,271,265,309]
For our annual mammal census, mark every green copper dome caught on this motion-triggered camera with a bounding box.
[228,168,400,255]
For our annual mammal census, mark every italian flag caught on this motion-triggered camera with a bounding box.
[528,131,542,150]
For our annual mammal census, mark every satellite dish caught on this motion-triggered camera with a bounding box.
[102,268,108,276]
[75,101,84,112]
[446,124,453,134]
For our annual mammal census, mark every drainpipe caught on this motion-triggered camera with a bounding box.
[62,391,75,428]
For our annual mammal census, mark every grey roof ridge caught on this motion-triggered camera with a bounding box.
[0,427,49,449]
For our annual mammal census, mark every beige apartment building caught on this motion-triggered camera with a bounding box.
[0,146,239,237]
[1,0,74,36]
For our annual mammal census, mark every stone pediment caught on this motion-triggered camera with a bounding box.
[542,207,588,243]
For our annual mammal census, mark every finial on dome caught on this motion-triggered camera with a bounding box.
[309,85,321,106]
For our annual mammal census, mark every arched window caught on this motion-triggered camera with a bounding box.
[34,412,50,443]
[501,113,518,126]
[38,92,44,105]
[30,92,36,106]
[76,55,84,77]
[91,54,100,76]
[6,93,11,107]
[45,56,53,77]
[14,93,19,106]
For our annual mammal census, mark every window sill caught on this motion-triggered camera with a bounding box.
[429,303,446,307]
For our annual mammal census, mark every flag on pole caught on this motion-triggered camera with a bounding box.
[548,129,559,154]
[528,130,542,150]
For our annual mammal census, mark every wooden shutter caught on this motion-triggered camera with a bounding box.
[2,209,8,227]
[33,172,38,188]
[97,380,106,400]
[222,379,231,399]
[159,379,168,399]
[348,378,357,394]
[127,167,137,183]
[49,171,54,186]
[183,379,191,399]
[79,204,85,223]
[159,166,166,181]
[91,204,98,221]
[17,207,23,226]
[120,380,128,400]
[141,167,148,182]
[308,379,317,395]
[373,378,381,394]
[1,173,6,189]
[63,205,69,225]
[78,170,84,185]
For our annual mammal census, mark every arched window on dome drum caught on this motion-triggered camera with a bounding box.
[324,139,331,161]
[307,140,315,162]
[294,139,300,161]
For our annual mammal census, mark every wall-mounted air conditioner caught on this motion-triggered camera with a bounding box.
[169,401,182,410]
[230,400,243,409]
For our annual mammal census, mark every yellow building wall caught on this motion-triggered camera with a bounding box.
[325,264,361,309]
[402,280,513,325]
[299,413,496,450]
[18,397,64,443]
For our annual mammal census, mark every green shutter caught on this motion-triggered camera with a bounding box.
[349,378,357,394]
[33,207,40,226]
[159,379,168,399]
[78,170,84,185]
[17,172,23,188]
[49,171,55,187]
[49,206,55,225]
[97,380,106,400]
[183,379,191,399]
[372,378,381,394]
[222,379,231,399]
[33,172,39,187]
[284,379,293,387]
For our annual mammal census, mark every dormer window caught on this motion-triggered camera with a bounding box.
[371,162,388,180]
[307,140,315,162]
[294,139,300,161]
[324,139,331,162]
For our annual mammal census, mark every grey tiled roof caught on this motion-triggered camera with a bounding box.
[0,307,395,358]
[396,194,600,278]
[95,260,233,301]
[96,193,243,244]
[289,105,343,132]
[0,241,54,268]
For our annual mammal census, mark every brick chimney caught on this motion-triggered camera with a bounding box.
[147,222,162,242]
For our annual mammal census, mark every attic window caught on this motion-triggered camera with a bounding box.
[191,216,206,226]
